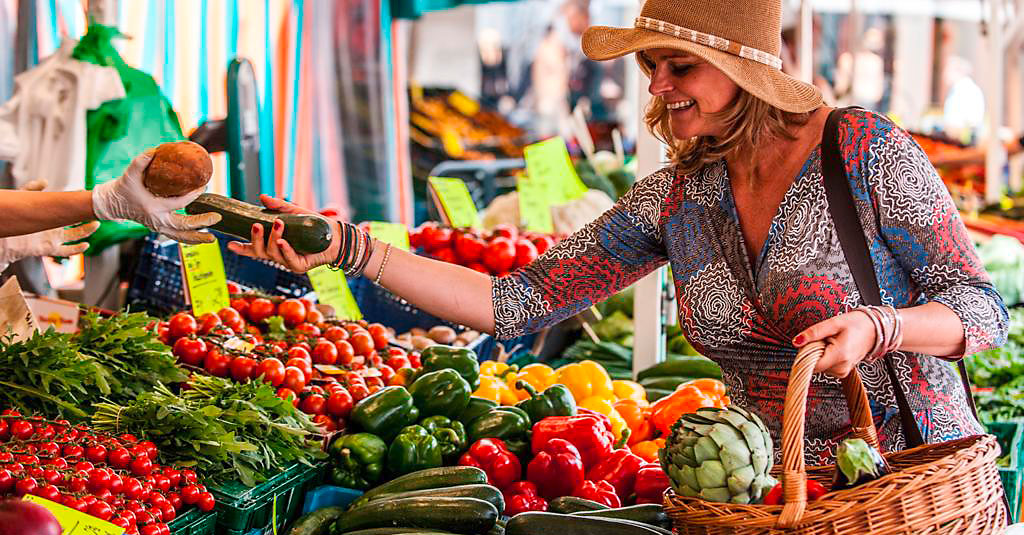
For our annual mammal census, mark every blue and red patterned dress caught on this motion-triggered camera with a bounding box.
[492,108,1008,464]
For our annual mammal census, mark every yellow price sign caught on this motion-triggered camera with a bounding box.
[179,241,230,318]
[308,266,362,321]
[428,176,479,229]
[524,137,588,203]
[368,222,411,251]
[23,495,123,535]
[517,173,554,233]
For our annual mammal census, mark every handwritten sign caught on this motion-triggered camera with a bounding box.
[23,495,123,535]
[308,266,362,321]
[524,137,588,203]
[428,176,479,229]
[179,241,230,318]
[368,222,411,251]
[517,173,554,233]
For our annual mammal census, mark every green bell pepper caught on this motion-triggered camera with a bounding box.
[419,415,468,462]
[408,369,472,417]
[515,381,577,423]
[417,345,481,390]
[387,425,443,476]
[458,396,499,426]
[351,386,419,441]
[467,406,532,458]
[326,432,388,490]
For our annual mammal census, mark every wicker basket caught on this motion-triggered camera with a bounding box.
[663,341,1007,534]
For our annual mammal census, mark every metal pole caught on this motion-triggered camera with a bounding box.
[797,0,814,83]
[985,0,1007,203]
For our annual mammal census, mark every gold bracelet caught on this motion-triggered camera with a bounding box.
[374,243,393,285]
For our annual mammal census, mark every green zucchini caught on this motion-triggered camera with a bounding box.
[360,484,503,512]
[547,496,609,514]
[644,388,674,402]
[334,497,498,535]
[636,356,721,381]
[355,466,487,504]
[186,193,333,253]
[570,504,671,529]
[288,506,347,535]
[504,512,667,535]
[639,376,696,390]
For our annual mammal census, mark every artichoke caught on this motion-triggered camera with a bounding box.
[659,406,776,504]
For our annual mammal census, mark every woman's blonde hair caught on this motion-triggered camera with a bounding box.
[639,56,811,176]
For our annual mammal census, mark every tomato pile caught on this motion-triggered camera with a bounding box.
[0,411,212,535]
[152,295,424,432]
[410,223,559,276]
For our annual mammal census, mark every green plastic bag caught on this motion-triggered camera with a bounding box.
[72,23,186,255]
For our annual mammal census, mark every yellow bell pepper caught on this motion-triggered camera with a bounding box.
[612,380,647,404]
[480,361,515,377]
[556,360,615,402]
[579,395,628,442]
[474,374,519,405]
[510,363,556,400]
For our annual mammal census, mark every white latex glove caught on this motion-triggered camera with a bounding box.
[91,150,221,244]
[0,221,100,272]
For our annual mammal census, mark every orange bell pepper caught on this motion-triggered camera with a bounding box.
[650,385,718,437]
[613,399,652,445]
[630,439,665,462]
[612,380,647,404]
[682,378,727,398]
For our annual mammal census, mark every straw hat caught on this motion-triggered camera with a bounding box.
[582,0,822,113]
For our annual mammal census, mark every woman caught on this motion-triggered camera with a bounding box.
[230,0,1007,462]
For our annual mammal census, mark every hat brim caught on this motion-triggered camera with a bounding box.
[582,26,822,114]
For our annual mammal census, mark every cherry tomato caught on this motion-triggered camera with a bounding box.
[159,502,176,522]
[180,485,201,505]
[229,357,258,382]
[64,497,89,512]
[349,332,375,357]
[163,468,181,488]
[287,346,311,362]
[531,235,555,254]
[335,341,356,365]
[247,298,276,324]
[0,470,13,494]
[312,340,338,365]
[286,358,314,382]
[172,337,207,367]
[299,394,327,415]
[226,281,241,294]
[283,367,307,392]
[423,226,454,252]
[257,358,286,387]
[137,441,158,461]
[85,445,108,464]
[167,313,197,340]
[110,517,131,530]
[325,390,354,418]
[10,420,33,440]
[107,447,132,470]
[196,313,221,335]
[454,232,486,263]
[36,484,61,502]
[386,355,410,370]
[408,353,422,368]
[306,308,325,325]
[166,491,182,510]
[217,307,246,333]
[295,323,321,337]
[197,492,215,512]
[229,298,250,317]
[514,239,539,268]
[368,355,384,369]
[324,326,348,342]
[130,456,153,477]
[278,299,307,328]
[348,383,370,402]
[366,376,385,389]
[141,525,161,535]
[366,323,389,350]
[490,224,518,241]
[377,364,396,383]
[0,419,8,440]
[203,348,232,378]
[15,477,37,496]
[483,237,517,273]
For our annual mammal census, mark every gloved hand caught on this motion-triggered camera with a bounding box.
[91,150,221,244]
[0,221,100,272]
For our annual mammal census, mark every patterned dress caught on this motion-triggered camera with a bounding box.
[492,108,1008,464]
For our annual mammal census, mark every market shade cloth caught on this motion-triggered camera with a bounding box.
[391,0,519,20]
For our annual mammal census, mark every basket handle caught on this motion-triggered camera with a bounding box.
[776,341,879,528]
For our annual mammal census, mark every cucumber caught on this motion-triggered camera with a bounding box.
[637,356,721,381]
[639,376,696,390]
[644,388,674,402]
[570,504,672,529]
[288,506,347,535]
[504,512,668,535]
[334,497,498,535]
[186,193,333,254]
[355,466,487,504]
[547,496,609,514]
[361,484,504,512]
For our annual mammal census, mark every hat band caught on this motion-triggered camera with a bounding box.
[634,16,783,70]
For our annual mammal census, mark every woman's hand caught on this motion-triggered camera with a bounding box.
[226,195,341,273]
[792,311,877,378]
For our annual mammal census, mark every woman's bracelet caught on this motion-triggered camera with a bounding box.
[853,305,904,362]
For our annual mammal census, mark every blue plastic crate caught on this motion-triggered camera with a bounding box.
[300,485,364,514]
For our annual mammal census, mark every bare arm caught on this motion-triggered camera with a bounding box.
[0,190,96,237]
[897,301,966,357]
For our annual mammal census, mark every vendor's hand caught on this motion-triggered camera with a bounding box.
[226,195,341,273]
[91,150,222,244]
[0,221,100,269]
[791,311,877,378]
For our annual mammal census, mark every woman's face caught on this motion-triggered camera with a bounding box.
[640,48,740,139]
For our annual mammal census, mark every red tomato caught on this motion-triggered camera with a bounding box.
[283,367,307,392]
[229,298,250,317]
[229,357,257,382]
[344,372,365,386]
[312,414,337,431]
[408,353,422,368]
[167,313,197,340]
[276,388,299,407]
[465,263,489,274]
[299,394,326,415]
[483,238,517,273]
[312,341,339,365]
[335,341,356,365]
[514,239,539,268]
[217,307,245,333]
[257,358,286,386]
[422,226,453,252]
[368,355,384,369]
[348,383,370,401]
[367,324,389,350]
[325,391,354,418]
[293,341,313,354]
[278,299,307,328]
[454,233,486,263]
[295,323,322,337]
[532,235,555,254]
[172,338,207,367]
[349,332,375,357]
[287,346,311,362]
[306,308,325,324]
[226,281,241,294]
[433,248,458,264]
[386,355,410,369]
[366,376,385,389]
[377,365,396,383]
[324,326,348,342]
[286,358,314,382]
[203,348,231,378]
[490,224,518,241]
[299,298,316,316]
[247,298,276,324]
[196,313,221,335]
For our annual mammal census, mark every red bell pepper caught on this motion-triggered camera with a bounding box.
[531,413,614,469]
[526,438,585,500]
[458,438,522,490]
[503,480,549,516]
[763,480,827,505]
[634,463,670,504]
[585,448,645,500]
[573,479,621,508]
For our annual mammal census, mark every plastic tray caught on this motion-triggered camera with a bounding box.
[985,420,1024,523]
[300,485,364,514]
[210,461,326,535]
[169,506,218,535]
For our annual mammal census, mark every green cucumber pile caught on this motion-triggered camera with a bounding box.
[637,355,722,401]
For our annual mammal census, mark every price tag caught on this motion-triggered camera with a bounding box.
[428,176,479,229]
[517,173,554,233]
[23,495,123,535]
[308,266,362,320]
[315,364,347,376]
[179,241,230,318]
[524,137,588,203]
[368,222,411,251]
